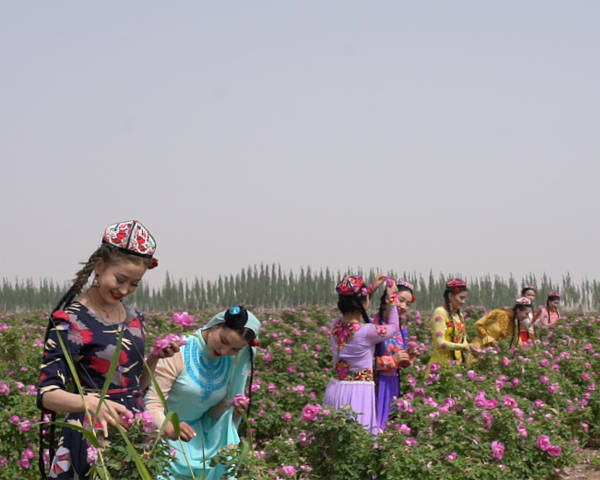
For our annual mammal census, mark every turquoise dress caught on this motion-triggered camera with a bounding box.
[165,331,252,479]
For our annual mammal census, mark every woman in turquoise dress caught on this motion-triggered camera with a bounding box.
[145,306,260,479]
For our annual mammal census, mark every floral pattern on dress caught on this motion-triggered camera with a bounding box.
[332,320,362,351]
[335,360,373,381]
[38,301,147,479]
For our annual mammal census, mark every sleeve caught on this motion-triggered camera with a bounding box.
[364,306,399,345]
[535,307,549,327]
[376,352,398,370]
[430,307,465,351]
[375,327,411,370]
[37,311,83,410]
[144,351,184,429]
[474,311,504,346]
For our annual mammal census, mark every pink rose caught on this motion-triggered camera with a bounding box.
[491,441,504,461]
[301,404,322,421]
[282,412,292,422]
[446,452,457,461]
[231,394,250,409]
[172,312,196,327]
[536,435,551,451]
[279,465,297,477]
[547,444,562,457]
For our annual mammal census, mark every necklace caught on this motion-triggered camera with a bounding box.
[83,290,125,324]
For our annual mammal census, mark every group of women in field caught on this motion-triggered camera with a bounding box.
[36,219,562,479]
[322,274,562,434]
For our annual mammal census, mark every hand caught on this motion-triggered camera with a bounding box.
[373,274,387,290]
[393,350,411,368]
[385,278,398,297]
[154,340,181,359]
[468,343,484,357]
[164,421,196,442]
[84,395,133,437]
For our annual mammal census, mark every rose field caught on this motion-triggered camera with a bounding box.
[1,306,599,479]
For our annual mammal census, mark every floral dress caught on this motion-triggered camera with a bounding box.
[323,307,399,434]
[372,312,410,431]
[471,309,521,348]
[427,306,468,373]
[37,301,147,479]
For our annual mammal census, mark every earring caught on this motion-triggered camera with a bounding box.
[91,275,99,288]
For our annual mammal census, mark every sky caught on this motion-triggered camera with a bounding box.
[2,1,599,288]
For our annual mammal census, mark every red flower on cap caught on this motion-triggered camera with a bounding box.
[336,275,365,296]
[102,220,157,258]
[547,291,560,299]
[522,285,537,294]
[446,278,467,293]
[515,297,532,306]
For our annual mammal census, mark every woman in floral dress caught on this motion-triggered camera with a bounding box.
[427,278,481,374]
[37,220,177,479]
[323,275,399,434]
[372,279,417,431]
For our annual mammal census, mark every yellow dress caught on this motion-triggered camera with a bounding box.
[427,306,468,370]
[471,309,520,347]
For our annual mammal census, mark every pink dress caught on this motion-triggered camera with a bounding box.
[536,307,559,328]
[323,307,399,434]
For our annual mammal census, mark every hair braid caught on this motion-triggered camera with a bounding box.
[358,298,370,324]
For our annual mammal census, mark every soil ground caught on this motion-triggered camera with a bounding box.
[561,449,600,480]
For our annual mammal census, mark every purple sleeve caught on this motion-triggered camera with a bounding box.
[364,306,399,345]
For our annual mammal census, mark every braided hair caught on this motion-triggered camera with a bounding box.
[337,291,370,323]
[222,306,257,419]
[39,243,153,479]
[510,304,532,348]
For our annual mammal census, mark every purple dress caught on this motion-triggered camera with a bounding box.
[323,307,399,434]
[372,312,410,431]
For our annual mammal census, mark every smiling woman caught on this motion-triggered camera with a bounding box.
[145,306,261,480]
[36,220,179,480]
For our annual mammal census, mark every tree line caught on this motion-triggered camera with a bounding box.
[1,265,598,312]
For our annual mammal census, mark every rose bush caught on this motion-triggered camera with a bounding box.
[0,307,599,478]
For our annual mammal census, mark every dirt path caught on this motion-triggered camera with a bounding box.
[561,449,600,480]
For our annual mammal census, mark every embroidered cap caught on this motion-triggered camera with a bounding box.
[514,297,532,306]
[446,278,468,293]
[396,280,416,304]
[102,220,157,258]
[336,275,366,296]
[547,291,560,300]
[521,285,537,294]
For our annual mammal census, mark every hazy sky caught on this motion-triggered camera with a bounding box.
[2,2,599,288]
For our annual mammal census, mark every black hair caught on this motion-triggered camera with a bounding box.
[220,306,257,419]
[337,293,370,323]
[510,304,532,348]
[38,243,154,479]
[374,286,412,357]
[443,286,468,317]
[521,287,536,296]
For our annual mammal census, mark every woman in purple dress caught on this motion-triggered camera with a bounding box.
[372,279,417,431]
[323,275,399,434]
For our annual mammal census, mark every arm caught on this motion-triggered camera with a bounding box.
[365,306,399,344]
[473,311,505,346]
[144,352,183,430]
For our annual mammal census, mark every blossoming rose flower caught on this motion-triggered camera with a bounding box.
[301,403,322,421]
